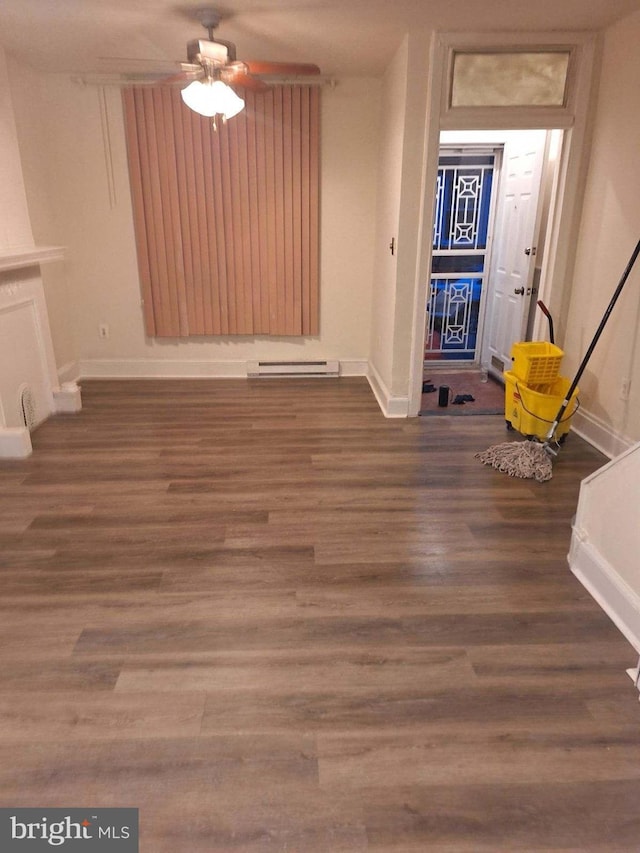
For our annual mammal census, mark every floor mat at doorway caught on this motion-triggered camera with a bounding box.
[420,370,504,416]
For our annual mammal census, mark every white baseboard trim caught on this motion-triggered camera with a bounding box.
[339,359,369,377]
[0,426,32,458]
[57,361,81,383]
[53,382,82,413]
[569,527,640,656]
[571,408,633,460]
[77,359,248,378]
[61,358,370,382]
[367,363,409,418]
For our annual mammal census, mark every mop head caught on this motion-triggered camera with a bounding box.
[475,440,553,482]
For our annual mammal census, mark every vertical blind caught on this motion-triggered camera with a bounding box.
[122,85,320,337]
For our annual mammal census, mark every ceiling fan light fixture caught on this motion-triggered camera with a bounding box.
[180,79,245,120]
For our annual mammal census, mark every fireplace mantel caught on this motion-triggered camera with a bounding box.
[0,258,80,458]
[0,245,65,273]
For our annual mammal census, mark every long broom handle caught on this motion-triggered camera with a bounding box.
[545,237,640,443]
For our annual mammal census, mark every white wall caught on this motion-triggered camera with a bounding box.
[7,59,75,369]
[368,31,432,415]
[9,67,381,378]
[564,9,640,454]
[0,50,33,250]
[570,441,640,656]
[391,31,431,399]
[369,36,408,406]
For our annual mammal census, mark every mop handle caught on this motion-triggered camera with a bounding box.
[545,237,640,443]
[537,300,555,344]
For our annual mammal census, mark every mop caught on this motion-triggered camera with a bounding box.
[477,237,640,481]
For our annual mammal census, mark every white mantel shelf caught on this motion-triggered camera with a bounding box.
[0,245,65,272]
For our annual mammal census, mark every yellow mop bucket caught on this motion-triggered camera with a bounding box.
[504,370,579,440]
[510,341,564,386]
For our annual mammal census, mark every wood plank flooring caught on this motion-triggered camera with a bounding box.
[1,377,639,851]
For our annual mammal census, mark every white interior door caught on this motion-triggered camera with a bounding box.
[482,131,547,374]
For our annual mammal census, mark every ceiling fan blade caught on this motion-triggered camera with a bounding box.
[244,61,321,77]
[223,68,270,92]
[98,56,177,65]
[161,69,204,86]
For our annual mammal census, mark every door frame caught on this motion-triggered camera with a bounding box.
[407,30,598,416]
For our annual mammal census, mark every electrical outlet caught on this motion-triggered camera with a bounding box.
[99,323,110,339]
[620,377,631,401]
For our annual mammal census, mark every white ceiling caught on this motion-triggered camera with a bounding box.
[1,0,640,78]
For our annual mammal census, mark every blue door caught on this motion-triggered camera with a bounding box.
[426,152,496,362]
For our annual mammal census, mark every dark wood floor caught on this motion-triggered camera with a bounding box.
[1,378,639,852]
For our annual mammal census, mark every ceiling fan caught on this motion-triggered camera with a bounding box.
[119,7,321,124]
[165,7,321,92]
[101,7,320,125]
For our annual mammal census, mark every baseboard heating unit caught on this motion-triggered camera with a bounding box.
[246,360,340,378]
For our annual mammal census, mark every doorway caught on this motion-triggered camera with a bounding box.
[425,146,498,363]
[424,129,561,381]
[407,33,596,419]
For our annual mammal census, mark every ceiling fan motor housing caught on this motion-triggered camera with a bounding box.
[187,39,228,65]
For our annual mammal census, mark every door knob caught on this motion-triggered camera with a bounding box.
[514,287,525,295]
[524,247,536,256]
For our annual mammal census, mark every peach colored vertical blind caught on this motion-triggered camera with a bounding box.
[122,86,320,337]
